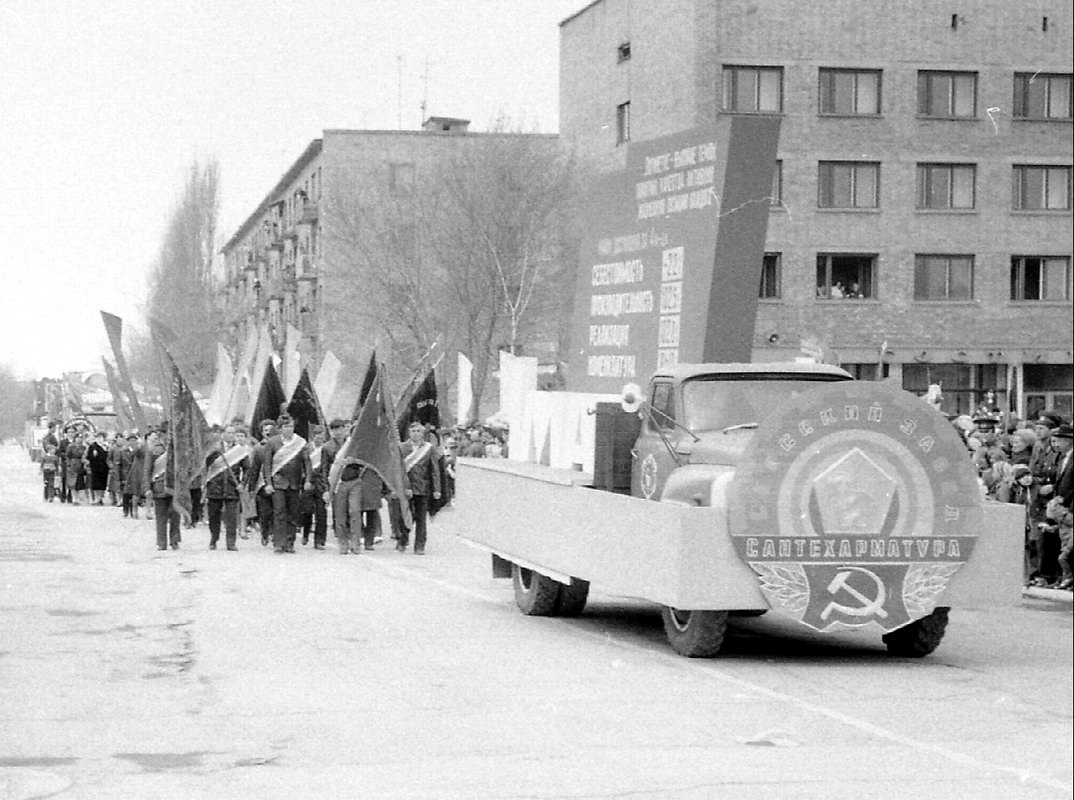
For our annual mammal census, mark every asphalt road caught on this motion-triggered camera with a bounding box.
[0,444,1071,799]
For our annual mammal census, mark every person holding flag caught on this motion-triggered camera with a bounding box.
[261,414,312,554]
[204,424,248,551]
[247,419,278,546]
[329,367,413,553]
[144,436,181,551]
[398,420,441,555]
[300,426,329,549]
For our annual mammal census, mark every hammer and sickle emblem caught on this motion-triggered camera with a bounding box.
[821,566,887,621]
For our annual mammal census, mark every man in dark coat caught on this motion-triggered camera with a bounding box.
[261,414,312,554]
[119,433,145,519]
[247,419,278,547]
[1048,424,1074,590]
[144,437,181,551]
[205,425,247,551]
[397,421,441,555]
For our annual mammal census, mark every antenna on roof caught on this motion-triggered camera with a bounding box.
[419,59,430,126]
[396,54,403,129]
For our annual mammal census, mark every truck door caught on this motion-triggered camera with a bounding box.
[632,379,679,500]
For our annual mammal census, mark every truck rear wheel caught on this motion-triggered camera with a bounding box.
[512,564,561,616]
[554,578,590,617]
[661,608,729,657]
[882,607,949,657]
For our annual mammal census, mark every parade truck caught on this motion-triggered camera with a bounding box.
[452,118,1021,657]
[454,364,1023,658]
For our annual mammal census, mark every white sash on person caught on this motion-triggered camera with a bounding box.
[308,445,323,473]
[152,452,168,481]
[403,441,432,473]
[206,444,246,482]
[271,434,307,476]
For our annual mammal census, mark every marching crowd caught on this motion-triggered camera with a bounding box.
[37,404,1073,590]
[956,410,1074,591]
[38,417,455,557]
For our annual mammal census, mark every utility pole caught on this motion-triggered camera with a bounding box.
[419,59,430,126]
[396,54,403,129]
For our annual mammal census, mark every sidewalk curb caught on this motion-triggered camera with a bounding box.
[1023,586,1074,604]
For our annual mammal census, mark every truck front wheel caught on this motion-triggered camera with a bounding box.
[881,607,949,657]
[512,564,561,616]
[661,608,729,657]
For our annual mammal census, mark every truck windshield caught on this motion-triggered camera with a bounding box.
[680,375,848,432]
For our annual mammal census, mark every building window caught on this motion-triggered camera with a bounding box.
[818,162,879,208]
[770,161,783,205]
[1014,73,1073,120]
[1012,165,1072,210]
[842,363,890,381]
[819,69,881,115]
[816,254,875,299]
[903,364,1007,417]
[914,255,974,300]
[917,71,977,117]
[917,163,976,209]
[760,253,781,299]
[616,101,630,145]
[617,41,631,63]
[389,163,414,196]
[723,66,783,113]
[1011,256,1071,301]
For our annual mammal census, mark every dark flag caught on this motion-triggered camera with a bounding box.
[101,311,147,431]
[148,318,183,420]
[287,367,324,441]
[158,346,213,525]
[351,351,378,420]
[397,368,440,437]
[249,359,288,438]
[337,367,412,530]
[102,358,134,432]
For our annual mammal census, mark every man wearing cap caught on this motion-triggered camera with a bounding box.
[119,432,145,519]
[261,414,313,554]
[1028,414,1065,585]
[1046,424,1074,589]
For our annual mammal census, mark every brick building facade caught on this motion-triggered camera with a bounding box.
[560,0,1073,418]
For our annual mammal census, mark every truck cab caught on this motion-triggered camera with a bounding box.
[631,362,852,504]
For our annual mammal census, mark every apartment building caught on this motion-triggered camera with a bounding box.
[559,0,1073,417]
[219,118,560,403]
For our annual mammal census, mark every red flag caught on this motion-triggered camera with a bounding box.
[154,337,214,525]
[101,311,147,431]
[339,367,412,529]
[351,351,378,419]
[101,357,134,432]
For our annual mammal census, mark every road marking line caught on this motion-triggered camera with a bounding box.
[370,553,1071,795]
[594,632,1073,795]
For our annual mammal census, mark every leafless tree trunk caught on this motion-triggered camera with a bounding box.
[323,121,579,421]
[141,158,222,387]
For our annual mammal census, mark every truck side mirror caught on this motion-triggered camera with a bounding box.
[620,383,643,413]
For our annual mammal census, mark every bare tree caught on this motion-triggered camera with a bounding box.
[323,121,578,419]
[143,158,222,386]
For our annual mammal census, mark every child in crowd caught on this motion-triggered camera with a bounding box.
[41,444,60,502]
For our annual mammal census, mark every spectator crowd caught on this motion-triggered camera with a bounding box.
[953,409,1074,591]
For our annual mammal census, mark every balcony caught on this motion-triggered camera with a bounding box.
[299,203,319,224]
[297,255,318,279]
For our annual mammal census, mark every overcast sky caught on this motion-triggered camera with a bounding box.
[0,0,585,379]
